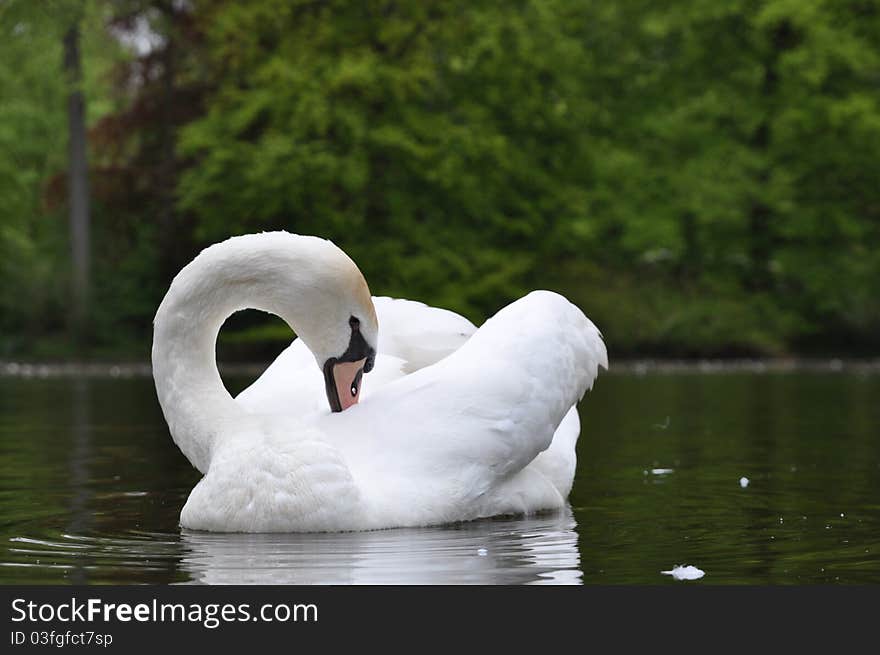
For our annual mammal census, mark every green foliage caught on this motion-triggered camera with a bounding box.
[0,0,127,354]
[1,0,879,358]
[0,4,66,349]
[176,0,598,322]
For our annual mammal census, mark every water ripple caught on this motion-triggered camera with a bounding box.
[2,512,582,585]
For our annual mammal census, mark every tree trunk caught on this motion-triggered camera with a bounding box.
[64,24,91,343]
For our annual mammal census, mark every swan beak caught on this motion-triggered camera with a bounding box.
[324,358,366,412]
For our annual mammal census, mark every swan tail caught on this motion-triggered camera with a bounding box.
[530,406,581,498]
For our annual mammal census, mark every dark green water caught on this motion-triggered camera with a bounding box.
[1,371,878,584]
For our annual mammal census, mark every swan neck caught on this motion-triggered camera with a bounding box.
[151,234,332,473]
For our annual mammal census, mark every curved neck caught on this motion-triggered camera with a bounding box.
[151,233,347,473]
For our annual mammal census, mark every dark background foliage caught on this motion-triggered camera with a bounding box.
[1,0,878,360]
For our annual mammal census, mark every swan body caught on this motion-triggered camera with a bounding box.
[236,296,585,499]
[152,232,607,532]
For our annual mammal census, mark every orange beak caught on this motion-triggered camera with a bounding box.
[332,358,366,411]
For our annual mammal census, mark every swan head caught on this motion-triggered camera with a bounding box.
[278,236,378,413]
[321,313,376,412]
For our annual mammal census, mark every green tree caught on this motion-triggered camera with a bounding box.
[554,0,880,355]
[176,0,600,319]
[0,0,124,354]
[2,0,879,358]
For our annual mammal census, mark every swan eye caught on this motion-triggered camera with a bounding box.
[350,367,364,398]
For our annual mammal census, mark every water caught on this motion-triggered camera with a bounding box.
[1,370,878,584]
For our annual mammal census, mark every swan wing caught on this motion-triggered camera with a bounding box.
[317,290,607,524]
[371,296,477,371]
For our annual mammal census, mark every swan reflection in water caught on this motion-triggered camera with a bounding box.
[179,509,582,585]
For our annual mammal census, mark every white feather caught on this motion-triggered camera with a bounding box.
[152,233,608,532]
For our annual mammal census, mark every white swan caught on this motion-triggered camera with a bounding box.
[152,232,607,532]
[235,296,586,498]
